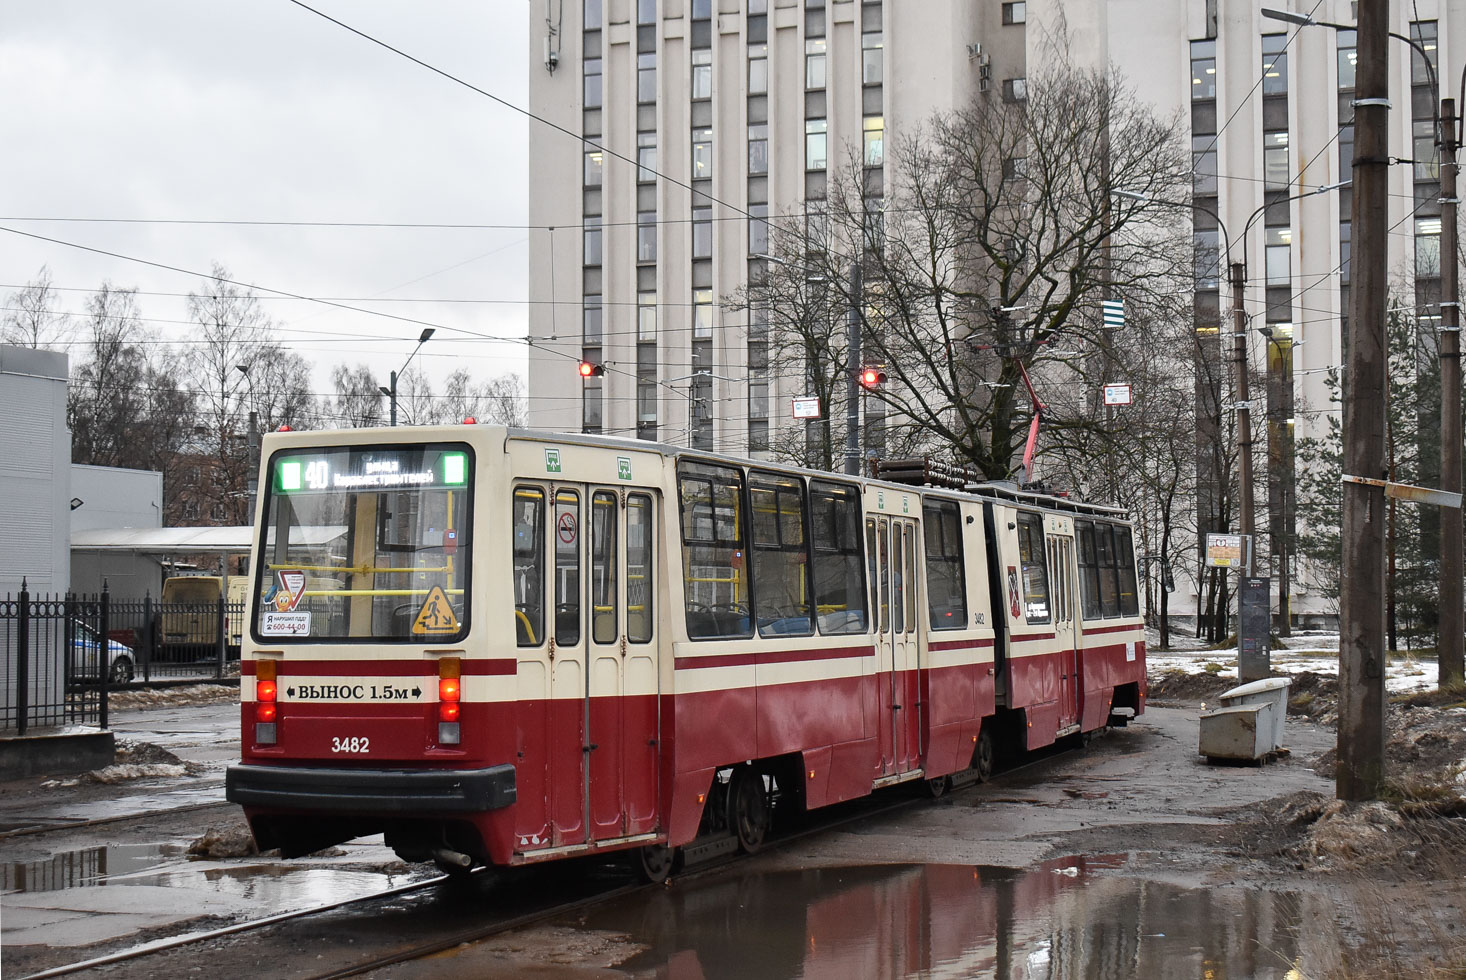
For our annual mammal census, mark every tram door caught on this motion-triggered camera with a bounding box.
[551,485,661,847]
[869,516,922,775]
[1047,531,1080,731]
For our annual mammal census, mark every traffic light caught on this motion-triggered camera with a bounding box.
[578,361,606,378]
[858,366,887,389]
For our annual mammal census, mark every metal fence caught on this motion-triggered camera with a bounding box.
[1,582,244,735]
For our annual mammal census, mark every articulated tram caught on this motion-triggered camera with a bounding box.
[225,426,1145,879]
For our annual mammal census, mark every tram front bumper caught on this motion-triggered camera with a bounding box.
[226,763,516,814]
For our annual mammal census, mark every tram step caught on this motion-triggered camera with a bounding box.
[681,832,739,867]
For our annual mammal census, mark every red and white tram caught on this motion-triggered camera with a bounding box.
[226,426,1145,877]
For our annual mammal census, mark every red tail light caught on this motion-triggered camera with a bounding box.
[256,703,277,722]
[438,657,462,744]
[257,679,277,702]
[439,677,460,702]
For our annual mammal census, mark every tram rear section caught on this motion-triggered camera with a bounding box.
[227,425,1145,876]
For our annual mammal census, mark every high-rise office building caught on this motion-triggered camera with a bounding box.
[527,0,1459,624]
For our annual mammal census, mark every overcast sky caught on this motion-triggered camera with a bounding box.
[0,1,532,402]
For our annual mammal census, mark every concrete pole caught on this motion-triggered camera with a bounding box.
[844,259,863,476]
[1338,0,1390,801]
[1440,98,1463,688]
[1230,262,1256,572]
[389,370,399,428]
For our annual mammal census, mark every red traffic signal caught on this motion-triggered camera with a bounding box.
[578,361,606,378]
[858,367,887,388]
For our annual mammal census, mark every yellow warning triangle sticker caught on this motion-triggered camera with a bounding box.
[412,585,460,635]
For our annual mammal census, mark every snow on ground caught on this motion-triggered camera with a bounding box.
[1147,630,1438,693]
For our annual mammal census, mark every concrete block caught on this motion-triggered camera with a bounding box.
[0,731,115,781]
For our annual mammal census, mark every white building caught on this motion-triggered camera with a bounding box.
[526,0,1460,625]
[0,346,70,598]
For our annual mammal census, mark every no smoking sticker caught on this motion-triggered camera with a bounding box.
[557,511,578,544]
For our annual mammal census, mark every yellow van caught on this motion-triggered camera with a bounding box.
[160,576,224,659]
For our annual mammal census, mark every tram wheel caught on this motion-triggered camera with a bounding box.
[728,766,771,854]
[634,843,678,884]
[974,729,995,783]
[925,775,951,798]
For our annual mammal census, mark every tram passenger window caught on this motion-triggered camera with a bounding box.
[892,525,905,634]
[591,491,618,643]
[678,461,753,639]
[923,499,966,630]
[750,472,813,636]
[627,494,654,642]
[1015,513,1051,624]
[903,525,917,634]
[1115,526,1140,616]
[810,480,867,634]
[513,486,545,646]
[555,490,581,644]
[878,524,891,633]
[1095,523,1121,618]
[1076,520,1102,620]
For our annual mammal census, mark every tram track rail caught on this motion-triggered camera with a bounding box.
[14,737,1089,980]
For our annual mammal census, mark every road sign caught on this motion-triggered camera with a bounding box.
[1101,299,1125,329]
[1103,383,1132,406]
[792,396,821,420]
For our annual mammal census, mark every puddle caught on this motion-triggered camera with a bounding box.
[4,843,186,893]
[428,855,1347,978]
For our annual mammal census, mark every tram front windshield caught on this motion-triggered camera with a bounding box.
[254,443,472,642]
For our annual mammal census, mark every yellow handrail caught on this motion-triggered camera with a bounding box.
[267,562,453,575]
[515,608,538,644]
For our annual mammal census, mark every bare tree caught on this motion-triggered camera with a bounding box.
[3,266,71,349]
[760,66,1191,480]
[330,363,385,428]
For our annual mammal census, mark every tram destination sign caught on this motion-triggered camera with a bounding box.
[274,445,470,494]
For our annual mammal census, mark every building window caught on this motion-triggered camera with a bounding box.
[585,0,602,29]
[584,147,603,187]
[1337,29,1357,90]
[582,375,603,430]
[1414,119,1440,180]
[805,38,827,89]
[1002,77,1027,102]
[1417,217,1442,278]
[1263,131,1289,191]
[693,206,713,258]
[584,294,603,344]
[1261,33,1288,96]
[694,288,714,339]
[749,43,768,94]
[638,131,657,183]
[806,200,828,249]
[748,123,769,175]
[638,291,658,341]
[1410,21,1437,88]
[584,58,603,108]
[863,196,884,252]
[584,216,602,266]
[638,0,656,26]
[1192,135,1216,195]
[749,204,769,255]
[1191,39,1216,100]
[1002,156,1027,181]
[862,31,882,85]
[1002,2,1026,24]
[637,211,658,263]
[1265,226,1292,286]
[1340,221,1351,283]
[638,381,658,424]
[1193,229,1220,289]
[805,118,828,170]
[863,116,884,167]
[691,0,710,18]
[692,127,713,179]
[692,49,712,99]
[749,303,768,339]
[748,419,769,452]
[638,53,657,103]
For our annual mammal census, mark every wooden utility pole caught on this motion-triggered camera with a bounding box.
[1440,98,1464,689]
[1338,0,1390,801]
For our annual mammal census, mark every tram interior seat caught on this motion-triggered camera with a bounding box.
[817,609,866,633]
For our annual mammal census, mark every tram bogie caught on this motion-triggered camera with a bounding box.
[226,426,1146,872]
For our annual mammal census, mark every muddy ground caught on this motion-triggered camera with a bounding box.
[7,679,1466,977]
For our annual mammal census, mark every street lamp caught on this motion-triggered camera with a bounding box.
[380,328,435,427]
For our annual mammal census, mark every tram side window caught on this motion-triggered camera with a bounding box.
[627,494,654,643]
[591,491,618,643]
[749,472,813,636]
[923,499,967,630]
[1115,525,1140,616]
[810,480,867,634]
[1076,520,1103,620]
[1095,522,1121,617]
[678,461,753,639]
[866,519,883,632]
[513,486,545,646]
[1016,513,1051,624]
